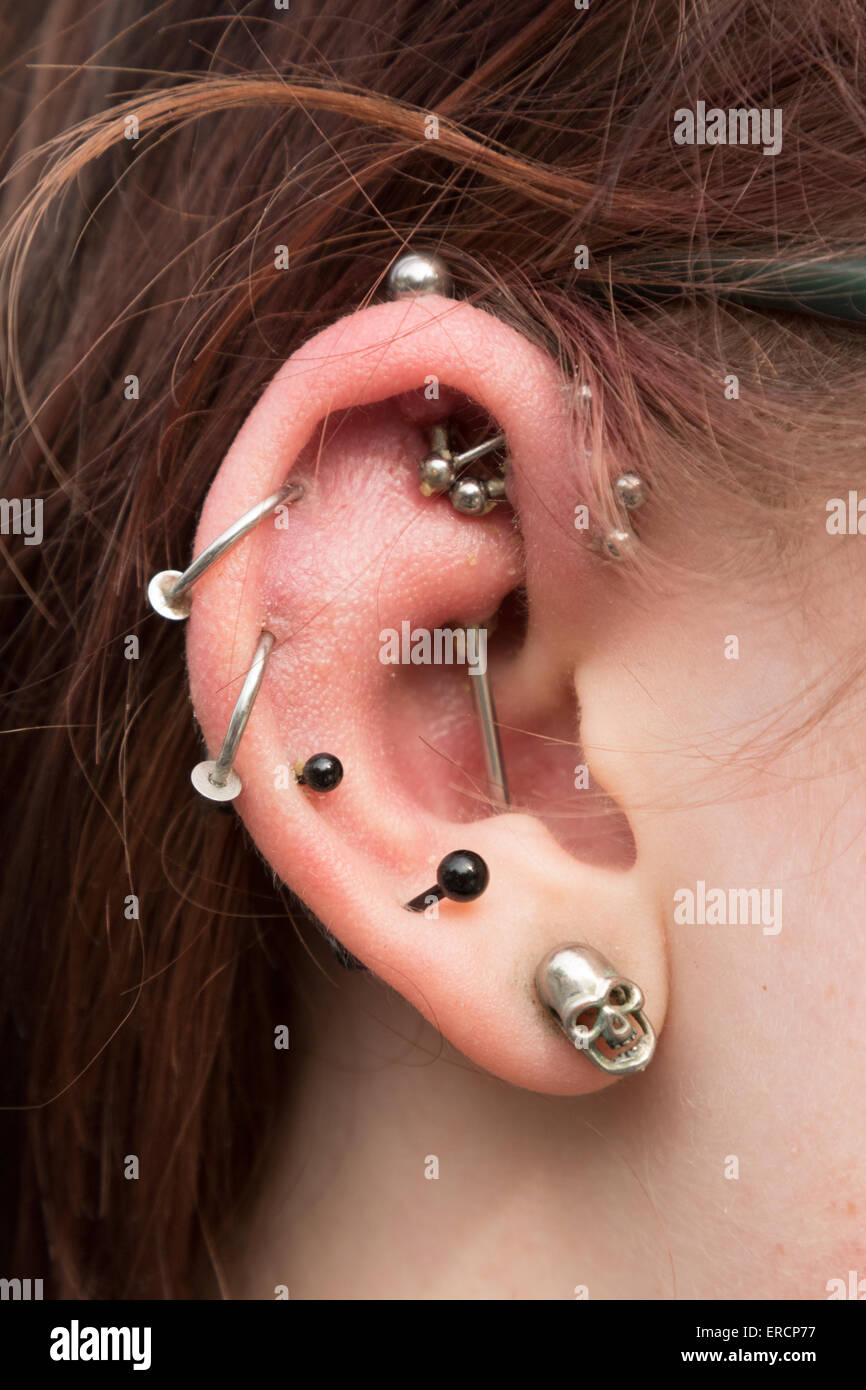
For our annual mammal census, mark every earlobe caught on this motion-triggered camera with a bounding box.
[179,285,669,1096]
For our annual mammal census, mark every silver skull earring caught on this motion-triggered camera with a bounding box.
[535,943,656,1075]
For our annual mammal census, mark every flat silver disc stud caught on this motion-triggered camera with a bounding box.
[386,251,452,299]
[190,760,242,802]
[148,569,192,621]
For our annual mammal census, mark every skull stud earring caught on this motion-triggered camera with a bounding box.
[535,943,656,1075]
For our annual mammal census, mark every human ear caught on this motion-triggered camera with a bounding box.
[182,292,669,1095]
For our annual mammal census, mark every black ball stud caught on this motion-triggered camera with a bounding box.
[405,850,490,913]
[296,752,343,793]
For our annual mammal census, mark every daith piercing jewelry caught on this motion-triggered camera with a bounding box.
[535,943,656,1075]
[190,629,274,802]
[147,481,303,619]
[405,850,490,913]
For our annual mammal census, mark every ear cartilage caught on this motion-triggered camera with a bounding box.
[147,482,303,620]
[386,250,453,300]
[404,850,490,913]
[536,943,656,1076]
[466,625,510,810]
[190,630,274,802]
[295,752,344,793]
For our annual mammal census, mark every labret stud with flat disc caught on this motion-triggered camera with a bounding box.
[405,850,490,913]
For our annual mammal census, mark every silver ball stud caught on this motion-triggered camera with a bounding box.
[418,453,455,497]
[450,477,492,516]
[386,251,453,300]
[601,527,638,561]
[615,471,648,511]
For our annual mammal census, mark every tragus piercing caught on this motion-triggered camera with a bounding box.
[148,482,303,620]
[535,943,656,1076]
[190,630,274,802]
[405,850,490,913]
[295,752,344,793]
[386,249,453,300]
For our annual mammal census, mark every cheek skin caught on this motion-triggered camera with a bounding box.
[574,560,866,1290]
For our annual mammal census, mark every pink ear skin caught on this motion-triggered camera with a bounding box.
[185,296,667,1096]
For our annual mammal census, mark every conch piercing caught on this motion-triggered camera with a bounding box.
[148,482,303,619]
[190,630,274,801]
[535,943,656,1076]
[295,752,344,793]
[405,850,490,913]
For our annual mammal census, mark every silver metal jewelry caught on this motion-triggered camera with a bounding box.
[536,943,656,1075]
[148,483,303,620]
[465,624,510,810]
[386,250,453,300]
[417,423,509,515]
[601,473,648,561]
[614,471,648,511]
[190,630,274,801]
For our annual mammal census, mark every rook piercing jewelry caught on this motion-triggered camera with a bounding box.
[418,423,509,515]
[295,752,344,793]
[148,482,303,619]
[386,250,453,300]
[190,630,274,801]
[405,850,490,913]
[535,943,656,1075]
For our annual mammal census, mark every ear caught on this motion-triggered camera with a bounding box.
[184,294,669,1096]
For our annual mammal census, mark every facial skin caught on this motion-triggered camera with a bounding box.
[187,297,866,1298]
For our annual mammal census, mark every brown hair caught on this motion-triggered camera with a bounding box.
[2,0,865,1297]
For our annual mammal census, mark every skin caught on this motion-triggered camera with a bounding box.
[187,297,866,1299]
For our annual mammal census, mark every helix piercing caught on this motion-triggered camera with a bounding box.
[295,752,344,793]
[535,943,656,1076]
[386,249,453,300]
[405,850,490,913]
[148,482,303,620]
[190,630,274,801]
[601,472,648,561]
